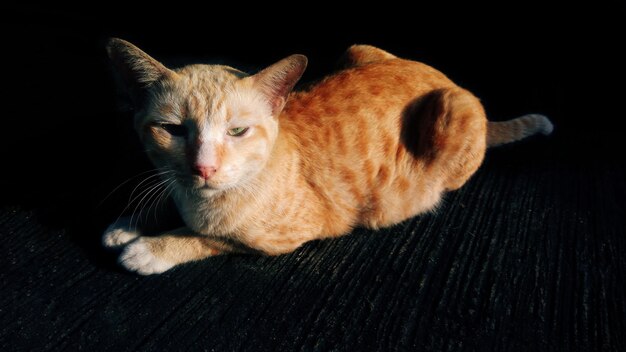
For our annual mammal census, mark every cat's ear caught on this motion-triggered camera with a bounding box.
[106,38,176,103]
[252,54,308,116]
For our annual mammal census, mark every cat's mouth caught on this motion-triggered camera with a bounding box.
[200,182,218,190]
[191,177,230,191]
[175,172,234,193]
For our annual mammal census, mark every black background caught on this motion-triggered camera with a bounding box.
[2,3,624,243]
[2,4,626,351]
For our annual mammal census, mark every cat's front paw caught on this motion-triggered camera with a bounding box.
[119,239,175,275]
[102,219,140,248]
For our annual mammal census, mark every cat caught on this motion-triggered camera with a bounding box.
[103,38,553,275]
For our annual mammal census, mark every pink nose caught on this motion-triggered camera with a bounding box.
[193,164,217,179]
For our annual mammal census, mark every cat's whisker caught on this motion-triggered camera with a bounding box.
[239,178,264,205]
[156,177,176,206]
[149,177,177,224]
[138,178,170,228]
[113,177,163,226]
[112,169,175,227]
[138,175,175,223]
[127,169,175,204]
[162,181,178,211]
[97,167,165,208]
[151,177,177,220]
[129,177,171,231]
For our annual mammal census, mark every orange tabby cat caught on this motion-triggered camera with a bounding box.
[104,39,553,274]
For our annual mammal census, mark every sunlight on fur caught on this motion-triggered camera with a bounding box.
[103,39,552,275]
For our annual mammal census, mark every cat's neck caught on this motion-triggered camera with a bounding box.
[255,125,298,192]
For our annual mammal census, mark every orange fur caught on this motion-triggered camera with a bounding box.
[104,39,552,274]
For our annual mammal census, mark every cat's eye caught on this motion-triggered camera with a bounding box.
[159,123,187,137]
[227,127,249,137]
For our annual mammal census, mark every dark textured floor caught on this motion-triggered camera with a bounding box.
[1,133,625,351]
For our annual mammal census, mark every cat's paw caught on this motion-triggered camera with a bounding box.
[119,239,175,275]
[102,219,140,248]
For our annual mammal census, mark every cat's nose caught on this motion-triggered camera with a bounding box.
[193,164,217,180]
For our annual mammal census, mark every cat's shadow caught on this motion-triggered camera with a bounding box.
[5,105,166,272]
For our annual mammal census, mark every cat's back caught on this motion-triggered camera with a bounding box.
[285,57,455,123]
[279,56,460,232]
[282,56,457,147]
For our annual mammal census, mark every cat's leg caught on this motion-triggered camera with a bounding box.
[117,230,238,275]
[116,229,234,275]
[103,195,183,248]
[102,216,141,247]
[403,87,488,190]
[339,45,397,68]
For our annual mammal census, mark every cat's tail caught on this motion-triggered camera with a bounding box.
[487,114,553,147]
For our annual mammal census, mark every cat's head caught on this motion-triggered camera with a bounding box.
[107,38,307,194]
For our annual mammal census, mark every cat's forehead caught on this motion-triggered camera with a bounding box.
[150,64,263,123]
[175,64,247,89]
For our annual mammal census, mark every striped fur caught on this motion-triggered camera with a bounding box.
[104,39,552,274]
